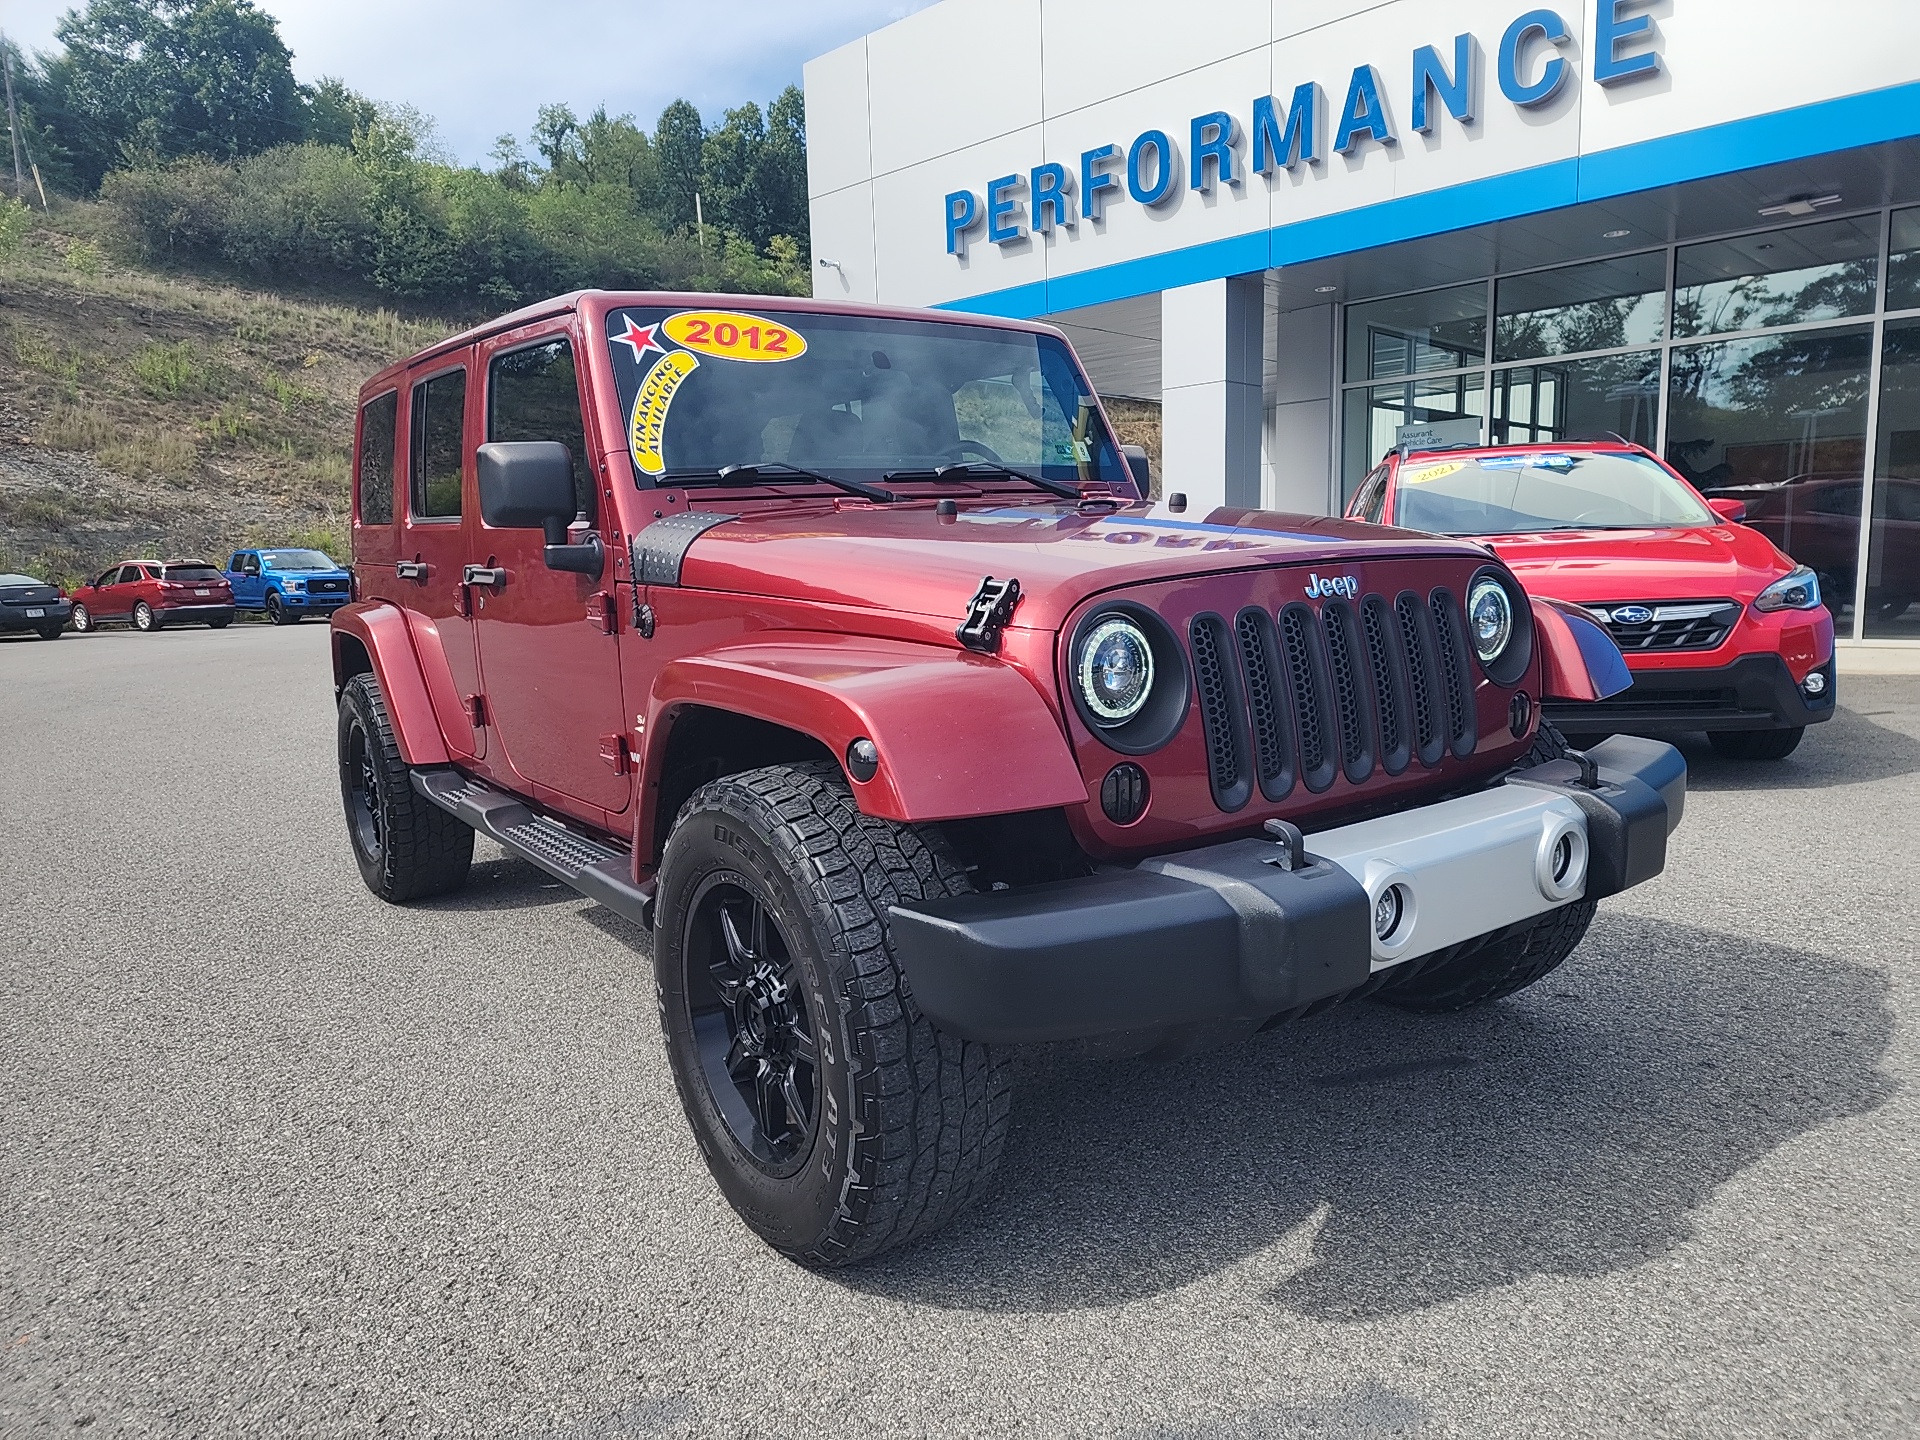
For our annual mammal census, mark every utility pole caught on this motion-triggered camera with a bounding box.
[694,191,706,260]
[3,38,25,202]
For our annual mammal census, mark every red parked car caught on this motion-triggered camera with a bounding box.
[330,291,1682,1264]
[68,559,236,633]
[1347,441,1835,759]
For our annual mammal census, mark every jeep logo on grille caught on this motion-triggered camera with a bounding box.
[1305,572,1359,600]
[1610,604,1655,625]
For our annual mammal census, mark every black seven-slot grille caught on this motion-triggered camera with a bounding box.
[1190,588,1477,813]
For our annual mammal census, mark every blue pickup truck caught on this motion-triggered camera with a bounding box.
[224,548,352,624]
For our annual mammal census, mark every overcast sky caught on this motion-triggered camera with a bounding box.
[0,0,933,163]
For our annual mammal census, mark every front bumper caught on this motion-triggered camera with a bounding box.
[1545,652,1835,734]
[280,590,349,607]
[889,735,1685,1045]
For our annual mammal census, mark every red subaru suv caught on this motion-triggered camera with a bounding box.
[68,559,236,633]
[1347,441,1835,760]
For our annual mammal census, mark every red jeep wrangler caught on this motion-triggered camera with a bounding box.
[332,292,1685,1265]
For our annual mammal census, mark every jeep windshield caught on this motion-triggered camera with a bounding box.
[260,549,336,570]
[603,306,1129,494]
[1396,450,1716,535]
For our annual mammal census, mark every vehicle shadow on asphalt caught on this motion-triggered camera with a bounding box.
[416,853,583,913]
[835,913,1893,1318]
[1660,701,1920,793]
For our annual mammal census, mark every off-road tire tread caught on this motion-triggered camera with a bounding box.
[663,760,1011,1266]
[1374,718,1595,1012]
[340,673,473,902]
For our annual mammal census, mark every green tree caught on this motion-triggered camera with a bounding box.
[652,98,704,231]
[303,75,378,149]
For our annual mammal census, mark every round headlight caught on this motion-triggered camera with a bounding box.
[1467,578,1513,663]
[1077,617,1155,727]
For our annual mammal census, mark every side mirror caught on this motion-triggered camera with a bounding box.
[1120,443,1151,492]
[476,441,603,577]
[1707,496,1747,523]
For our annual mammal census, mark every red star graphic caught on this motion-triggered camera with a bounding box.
[610,315,665,362]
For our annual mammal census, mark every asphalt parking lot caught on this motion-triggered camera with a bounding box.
[3,622,1917,1438]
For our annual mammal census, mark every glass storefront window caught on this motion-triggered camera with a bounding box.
[1494,253,1666,361]
[1673,216,1880,338]
[1341,373,1485,498]
[1887,207,1920,314]
[1491,349,1661,448]
[1344,283,1486,382]
[1865,317,1920,637]
[1665,326,1873,622]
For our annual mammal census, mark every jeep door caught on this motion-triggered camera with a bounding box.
[469,324,629,817]
[399,355,487,760]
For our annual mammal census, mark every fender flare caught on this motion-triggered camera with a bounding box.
[1530,597,1632,703]
[645,634,1089,826]
[330,601,450,767]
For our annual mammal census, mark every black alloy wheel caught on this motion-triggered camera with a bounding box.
[684,880,819,1170]
[266,593,288,625]
[335,673,473,902]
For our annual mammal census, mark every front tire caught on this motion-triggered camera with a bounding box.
[266,593,290,626]
[1375,720,1596,1012]
[337,673,473,902]
[654,760,1010,1266]
[1709,726,1804,761]
[70,603,93,633]
[132,601,159,632]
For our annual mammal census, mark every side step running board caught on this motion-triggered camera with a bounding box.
[412,769,655,929]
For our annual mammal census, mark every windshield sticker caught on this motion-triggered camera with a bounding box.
[1478,453,1576,471]
[610,315,666,362]
[662,309,807,363]
[1403,461,1466,485]
[629,350,701,476]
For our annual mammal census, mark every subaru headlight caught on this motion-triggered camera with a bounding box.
[1467,577,1514,663]
[1753,565,1821,613]
[1076,617,1155,726]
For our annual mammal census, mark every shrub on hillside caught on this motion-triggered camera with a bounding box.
[225,144,377,276]
[100,158,237,262]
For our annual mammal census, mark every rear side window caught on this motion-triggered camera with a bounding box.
[489,339,593,519]
[410,369,467,520]
[358,391,398,526]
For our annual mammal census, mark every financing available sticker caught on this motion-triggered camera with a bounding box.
[629,349,701,476]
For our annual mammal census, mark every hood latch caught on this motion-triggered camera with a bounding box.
[957,576,1021,654]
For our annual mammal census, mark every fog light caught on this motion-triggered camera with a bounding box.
[1374,885,1405,941]
[1803,670,1827,696]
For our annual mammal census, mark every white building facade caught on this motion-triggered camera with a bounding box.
[805,0,1920,650]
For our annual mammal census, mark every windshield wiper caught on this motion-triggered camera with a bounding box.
[885,461,1081,500]
[711,460,898,504]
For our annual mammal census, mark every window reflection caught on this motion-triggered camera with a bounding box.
[1865,318,1920,637]
[1491,349,1660,448]
[1673,216,1880,337]
[1495,253,1666,361]
[1344,283,1485,382]
[1341,373,1485,498]
[1887,207,1920,314]
[1666,327,1872,619]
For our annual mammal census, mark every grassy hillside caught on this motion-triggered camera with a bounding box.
[0,202,452,586]
[0,202,1166,588]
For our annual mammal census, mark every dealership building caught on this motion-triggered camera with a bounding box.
[804,0,1920,653]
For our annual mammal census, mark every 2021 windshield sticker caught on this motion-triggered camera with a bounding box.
[629,350,701,476]
[662,309,808,363]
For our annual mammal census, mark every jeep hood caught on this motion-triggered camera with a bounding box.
[1484,522,1791,604]
[671,502,1494,631]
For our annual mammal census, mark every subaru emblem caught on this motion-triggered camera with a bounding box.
[1305,572,1360,601]
[1610,604,1654,625]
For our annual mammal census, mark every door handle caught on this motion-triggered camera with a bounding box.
[396,560,429,581]
[462,565,507,588]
